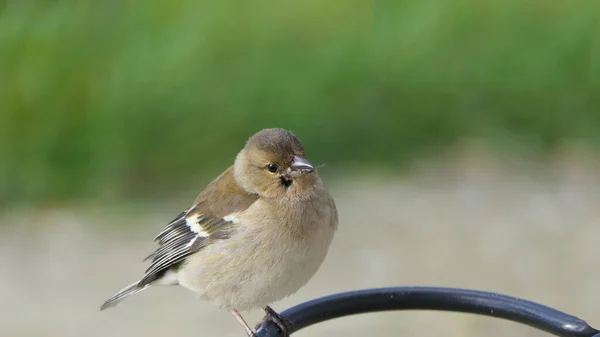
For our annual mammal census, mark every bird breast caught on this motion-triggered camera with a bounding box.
[176,197,337,310]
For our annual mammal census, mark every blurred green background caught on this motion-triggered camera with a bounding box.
[1,0,599,206]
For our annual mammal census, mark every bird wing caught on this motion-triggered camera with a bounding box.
[138,166,259,287]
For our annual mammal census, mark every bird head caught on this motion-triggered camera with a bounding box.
[234,128,318,199]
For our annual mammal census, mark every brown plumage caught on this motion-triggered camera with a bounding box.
[100,128,338,337]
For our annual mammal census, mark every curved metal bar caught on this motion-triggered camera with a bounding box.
[255,287,599,337]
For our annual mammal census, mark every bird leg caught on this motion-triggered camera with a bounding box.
[231,309,257,337]
[255,306,293,337]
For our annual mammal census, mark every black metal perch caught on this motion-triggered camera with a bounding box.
[255,287,600,337]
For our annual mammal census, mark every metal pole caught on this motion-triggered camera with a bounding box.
[255,287,599,337]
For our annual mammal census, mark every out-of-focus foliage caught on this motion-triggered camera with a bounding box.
[1,0,599,205]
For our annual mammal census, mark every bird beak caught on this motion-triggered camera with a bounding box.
[290,156,314,173]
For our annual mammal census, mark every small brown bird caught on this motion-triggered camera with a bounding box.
[101,128,338,336]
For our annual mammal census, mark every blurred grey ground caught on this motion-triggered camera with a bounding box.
[2,156,600,337]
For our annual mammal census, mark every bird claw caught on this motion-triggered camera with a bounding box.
[255,306,292,337]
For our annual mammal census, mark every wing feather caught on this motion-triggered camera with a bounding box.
[137,209,234,287]
[135,166,259,287]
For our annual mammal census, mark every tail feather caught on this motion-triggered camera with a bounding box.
[100,281,149,310]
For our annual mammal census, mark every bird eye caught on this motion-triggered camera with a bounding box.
[267,164,278,173]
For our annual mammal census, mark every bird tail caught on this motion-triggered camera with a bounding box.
[100,281,149,310]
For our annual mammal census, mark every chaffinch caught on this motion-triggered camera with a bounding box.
[101,128,338,336]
